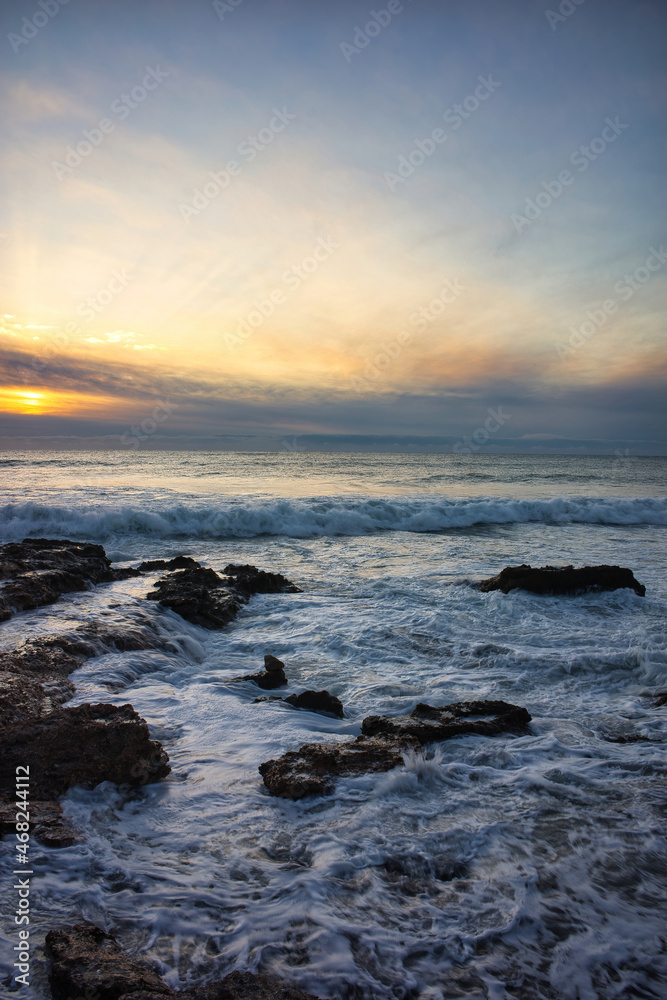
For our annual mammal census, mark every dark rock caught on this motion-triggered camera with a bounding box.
[361,699,531,742]
[283,690,344,718]
[47,923,322,1000]
[478,563,645,596]
[223,563,301,596]
[654,692,667,707]
[242,668,287,690]
[0,701,170,800]
[0,631,172,845]
[146,567,242,630]
[47,923,169,1000]
[145,562,300,631]
[264,654,285,672]
[259,737,405,799]
[138,556,199,571]
[260,700,531,799]
[0,799,80,847]
[0,538,140,621]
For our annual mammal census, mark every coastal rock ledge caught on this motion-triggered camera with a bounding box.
[259,700,531,799]
[478,563,645,596]
[47,922,322,1000]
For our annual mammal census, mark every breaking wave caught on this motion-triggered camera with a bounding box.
[0,495,665,541]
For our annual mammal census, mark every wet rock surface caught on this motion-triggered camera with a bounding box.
[240,653,288,689]
[0,538,140,621]
[47,923,322,1000]
[146,564,299,630]
[283,690,345,718]
[478,563,646,596]
[0,701,170,799]
[259,700,531,799]
[146,566,242,630]
[223,563,302,597]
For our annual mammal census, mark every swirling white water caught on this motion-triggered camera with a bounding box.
[0,453,665,999]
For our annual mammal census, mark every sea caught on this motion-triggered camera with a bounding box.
[0,451,666,1000]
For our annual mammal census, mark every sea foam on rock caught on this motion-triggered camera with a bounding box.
[46,922,322,1000]
[478,563,646,596]
[259,700,531,799]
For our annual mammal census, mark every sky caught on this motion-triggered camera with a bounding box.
[0,0,665,453]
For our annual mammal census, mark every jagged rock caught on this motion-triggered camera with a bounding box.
[361,700,531,741]
[259,700,531,799]
[47,923,323,1000]
[283,690,345,718]
[223,563,302,596]
[146,567,242,629]
[264,654,285,672]
[0,538,141,621]
[259,738,405,799]
[242,668,288,690]
[138,556,199,571]
[0,631,172,845]
[0,702,170,800]
[478,563,645,596]
[145,562,300,631]
[0,799,80,847]
[47,923,169,1000]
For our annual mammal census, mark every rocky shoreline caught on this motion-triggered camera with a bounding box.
[0,539,652,998]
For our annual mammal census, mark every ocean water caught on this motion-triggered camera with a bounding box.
[0,451,666,1000]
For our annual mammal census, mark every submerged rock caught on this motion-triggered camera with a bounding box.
[478,563,645,596]
[47,922,322,1000]
[259,700,531,799]
[0,537,140,621]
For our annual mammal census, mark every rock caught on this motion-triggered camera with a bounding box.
[0,701,170,800]
[146,566,242,630]
[0,632,172,845]
[47,923,169,1000]
[0,799,80,847]
[259,700,531,799]
[361,699,532,742]
[0,538,141,621]
[264,654,285,672]
[283,690,344,718]
[223,563,301,596]
[145,562,300,631]
[478,563,645,596]
[259,738,405,799]
[242,668,288,690]
[138,556,200,571]
[47,923,323,1000]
